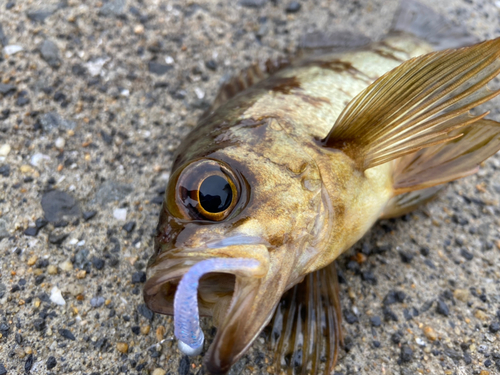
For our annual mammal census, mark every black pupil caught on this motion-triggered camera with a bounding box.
[199,175,232,213]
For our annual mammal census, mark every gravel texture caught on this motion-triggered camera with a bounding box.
[1,1,500,374]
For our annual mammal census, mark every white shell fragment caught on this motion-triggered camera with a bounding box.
[113,208,127,221]
[50,286,66,306]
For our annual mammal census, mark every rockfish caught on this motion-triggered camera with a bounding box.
[144,1,500,373]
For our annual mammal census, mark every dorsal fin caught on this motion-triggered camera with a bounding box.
[323,37,500,171]
[202,57,290,117]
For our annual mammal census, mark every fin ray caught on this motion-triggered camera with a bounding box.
[393,119,500,194]
[323,38,500,170]
[268,262,342,374]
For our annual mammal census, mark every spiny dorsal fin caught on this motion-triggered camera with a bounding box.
[202,57,290,117]
[393,119,500,194]
[268,261,342,375]
[323,37,500,171]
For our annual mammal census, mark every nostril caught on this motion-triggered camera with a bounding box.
[174,257,261,356]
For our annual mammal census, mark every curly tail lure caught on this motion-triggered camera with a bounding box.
[174,257,261,355]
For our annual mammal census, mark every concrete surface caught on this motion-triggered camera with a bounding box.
[1,0,500,374]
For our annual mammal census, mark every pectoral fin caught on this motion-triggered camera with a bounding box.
[392,119,500,195]
[323,38,500,171]
[267,261,342,375]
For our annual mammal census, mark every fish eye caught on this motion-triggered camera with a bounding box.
[166,159,240,221]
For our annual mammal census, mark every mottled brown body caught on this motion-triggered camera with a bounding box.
[145,21,500,374]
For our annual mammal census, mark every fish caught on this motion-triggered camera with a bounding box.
[143,1,500,374]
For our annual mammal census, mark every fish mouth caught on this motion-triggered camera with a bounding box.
[143,241,289,374]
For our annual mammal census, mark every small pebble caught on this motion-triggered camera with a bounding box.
[423,326,438,341]
[454,289,470,302]
[59,260,73,272]
[116,342,129,353]
[156,326,166,341]
[55,137,65,149]
[76,270,86,279]
[436,300,449,316]
[46,356,57,370]
[152,369,166,375]
[27,255,38,266]
[141,325,151,335]
[134,24,144,34]
[285,1,301,13]
[475,310,489,321]
[50,286,66,305]
[0,144,11,156]
[47,265,58,275]
[113,208,127,221]
[58,328,75,340]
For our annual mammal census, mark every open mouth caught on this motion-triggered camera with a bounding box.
[143,242,271,350]
[173,257,262,355]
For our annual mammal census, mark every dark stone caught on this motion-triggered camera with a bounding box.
[0,323,9,334]
[35,218,48,229]
[99,0,126,17]
[26,6,57,22]
[46,356,57,370]
[33,318,46,331]
[83,210,97,221]
[370,316,381,327]
[39,112,76,132]
[485,359,492,367]
[148,62,173,75]
[131,326,140,335]
[93,181,133,205]
[490,322,500,333]
[48,232,69,245]
[15,333,22,344]
[6,2,15,10]
[0,83,15,95]
[400,345,413,363]
[0,363,6,375]
[239,0,267,8]
[205,60,217,71]
[94,337,108,351]
[71,63,87,76]
[361,270,377,284]
[383,290,406,305]
[436,299,449,316]
[383,306,398,322]
[41,189,80,222]
[178,356,190,375]
[0,165,10,177]
[391,331,402,344]
[91,256,105,270]
[460,248,474,261]
[150,195,164,205]
[132,271,146,284]
[24,226,39,236]
[25,353,34,373]
[39,40,61,68]
[399,250,414,263]
[444,347,462,361]
[34,275,45,285]
[16,96,30,106]
[0,23,8,47]
[137,304,154,321]
[344,310,358,324]
[58,328,75,340]
[285,1,301,13]
[122,221,136,233]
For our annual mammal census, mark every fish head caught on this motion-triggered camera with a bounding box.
[144,117,334,373]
